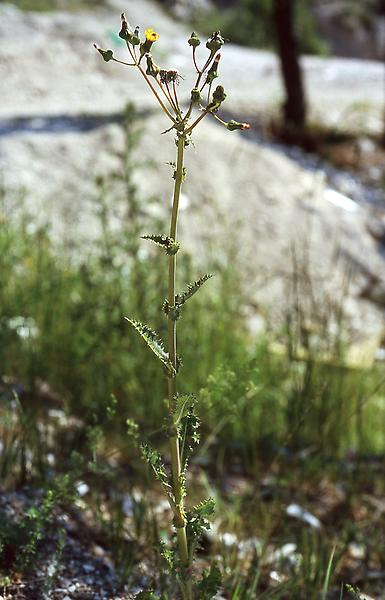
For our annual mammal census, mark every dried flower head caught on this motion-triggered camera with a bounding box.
[159,69,183,85]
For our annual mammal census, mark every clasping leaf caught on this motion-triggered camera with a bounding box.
[142,234,180,255]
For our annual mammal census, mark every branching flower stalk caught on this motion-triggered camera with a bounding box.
[95,16,249,599]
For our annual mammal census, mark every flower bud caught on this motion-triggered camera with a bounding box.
[132,26,141,46]
[190,88,202,104]
[188,31,201,48]
[212,85,226,104]
[206,53,220,84]
[146,54,160,78]
[226,120,251,131]
[206,31,225,52]
[94,44,114,62]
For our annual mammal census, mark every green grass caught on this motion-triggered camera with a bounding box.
[1,106,385,468]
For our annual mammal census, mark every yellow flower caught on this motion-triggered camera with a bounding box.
[145,28,159,42]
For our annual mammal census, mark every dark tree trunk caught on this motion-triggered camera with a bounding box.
[380,1,385,147]
[273,0,307,130]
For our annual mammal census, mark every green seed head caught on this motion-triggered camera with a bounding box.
[206,31,225,52]
[131,26,141,46]
[188,31,201,48]
[119,13,132,42]
[146,54,160,78]
[94,45,114,62]
[190,88,202,104]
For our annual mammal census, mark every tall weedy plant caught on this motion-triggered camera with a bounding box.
[95,15,249,599]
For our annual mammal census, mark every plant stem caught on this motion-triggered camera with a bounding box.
[185,109,209,135]
[167,134,192,599]
[125,42,176,123]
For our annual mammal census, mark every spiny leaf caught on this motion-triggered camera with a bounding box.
[180,407,200,468]
[141,443,171,491]
[175,274,213,307]
[162,299,180,321]
[186,497,215,545]
[141,234,179,255]
[173,393,196,425]
[179,470,187,502]
[140,443,184,526]
[194,497,216,519]
[197,562,222,599]
[125,318,175,376]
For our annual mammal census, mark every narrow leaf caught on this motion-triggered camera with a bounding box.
[322,545,336,600]
[125,318,175,376]
[141,234,179,255]
[175,274,213,307]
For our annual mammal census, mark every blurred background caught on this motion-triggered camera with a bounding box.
[1,1,385,598]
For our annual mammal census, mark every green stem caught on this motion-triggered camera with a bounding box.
[167,134,193,599]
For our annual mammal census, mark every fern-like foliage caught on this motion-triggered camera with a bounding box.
[141,234,179,255]
[197,562,222,599]
[126,418,139,443]
[125,318,175,377]
[159,539,175,571]
[175,273,213,308]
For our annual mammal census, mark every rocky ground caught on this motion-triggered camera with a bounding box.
[1,0,385,356]
[0,489,139,599]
